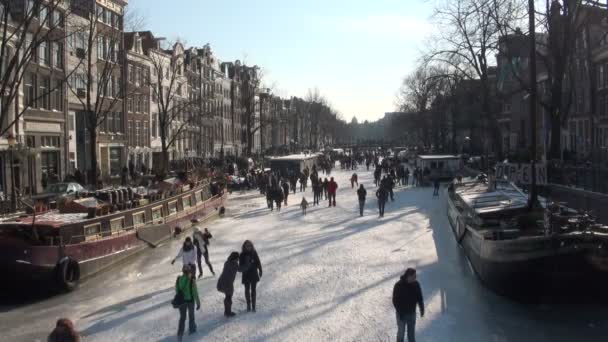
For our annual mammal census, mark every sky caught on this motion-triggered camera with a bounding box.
[127,0,434,122]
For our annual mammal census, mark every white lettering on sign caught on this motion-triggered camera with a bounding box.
[495,163,547,185]
[25,122,61,133]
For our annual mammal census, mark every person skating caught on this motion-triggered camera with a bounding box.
[217,252,242,318]
[281,181,290,205]
[266,189,274,211]
[350,173,358,188]
[327,177,338,207]
[193,227,215,278]
[357,184,367,217]
[290,174,298,194]
[300,173,307,192]
[175,264,201,341]
[274,187,284,211]
[323,178,329,200]
[171,237,197,272]
[392,268,424,342]
[301,197,309,215]
[374,167,381,187]
[404,168,410,186]
[387,175,395,201]
[433,177,440,196]
[240,240,263,312]
[313,181,323,206]
[376,185,389,217]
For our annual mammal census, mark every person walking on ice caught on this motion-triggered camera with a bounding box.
[357,184,367,217]
[392,268,424,342]
[171,237,197,272]
[433,177,440,197]
[240,240,263,312]
[281,180,290,205]
[217,252,242,318]
[350,172,358,188]
[327,177,338,207]
[376,185,389,218]
[175,264,200,341]
[300,197,309,215]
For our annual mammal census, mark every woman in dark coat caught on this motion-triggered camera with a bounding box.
[217,252,241,317]
[239,240,263,312]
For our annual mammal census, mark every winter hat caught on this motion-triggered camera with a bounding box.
[228,251,239,261]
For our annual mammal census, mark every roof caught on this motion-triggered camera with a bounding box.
[269,153,321,161]
[454,181,528,214]
[417,155,460,160]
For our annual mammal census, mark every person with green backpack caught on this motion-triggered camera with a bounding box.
[174,264,200,341]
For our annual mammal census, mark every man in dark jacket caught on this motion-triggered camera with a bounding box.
[392,268,424,342]
[281,181,290,205]
[356,184,367,217]
[376,186,389,217]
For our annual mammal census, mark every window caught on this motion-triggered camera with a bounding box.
[117,112,124,133]
[127,96,133,112]
[128,120,133,145]
[52,79,63,111]
[152,115,157,138]
[69,114,75,131]
[129,65,135,83]
[110,217,124,234]
[84,223,101,241]
[41,136,60,147]
[39,5,48,26]
[167,201,178,216]
[182,196,192,209]
[39,40,50,65]
[96,5,103,21]
[107,111,114,132]
[151,205,163,221]
[135,121,141,146]
[51,10,63,28]
[39,76,50,109]
[24,73,36,107]
[109,147,122,176]
[132,211,145,228]
[53,42,63,69]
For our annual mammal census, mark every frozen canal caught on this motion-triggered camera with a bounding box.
[2,168,608,341]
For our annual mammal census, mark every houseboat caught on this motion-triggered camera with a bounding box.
[446,179,608,295]
[0,179,227,291]
[416,155,463,182]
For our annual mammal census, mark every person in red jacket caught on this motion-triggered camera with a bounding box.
[327,177,338,207]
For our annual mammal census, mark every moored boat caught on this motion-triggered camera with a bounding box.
[0,179,227,291]
[446,179,608,295]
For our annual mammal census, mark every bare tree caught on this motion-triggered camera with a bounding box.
[239,65,263,156]
[397,63,456,148]
[65,2,126,186]
[0,0,73,138]
[426,0,523,159]
[149,41,194,176]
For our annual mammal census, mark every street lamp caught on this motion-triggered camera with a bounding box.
[7,133,16,212]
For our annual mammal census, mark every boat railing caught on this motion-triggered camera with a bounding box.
[65,193,225,245]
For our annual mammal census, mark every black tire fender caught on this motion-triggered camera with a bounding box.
[456,218,467,244]
[55,257,80,292]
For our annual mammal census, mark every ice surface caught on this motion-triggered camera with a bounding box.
[1,168,607,341]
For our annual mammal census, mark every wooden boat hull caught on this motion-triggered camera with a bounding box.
[0,189,227,290]
[446,195,598,295]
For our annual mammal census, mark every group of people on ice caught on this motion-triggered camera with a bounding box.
[170,226,263,341]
